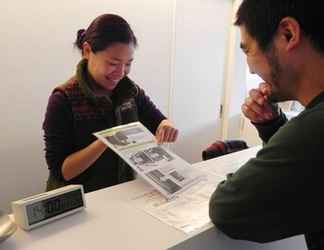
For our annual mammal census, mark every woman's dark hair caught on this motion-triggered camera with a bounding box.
[235,0,324,53]
[75,14,137,53]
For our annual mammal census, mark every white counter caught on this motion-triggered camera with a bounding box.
[0,147,307,250]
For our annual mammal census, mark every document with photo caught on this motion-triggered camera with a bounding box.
[94,122,205,199]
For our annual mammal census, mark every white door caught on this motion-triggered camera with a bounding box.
[170,0,232,163]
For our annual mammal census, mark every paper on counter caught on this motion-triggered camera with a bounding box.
[130,173,224,234]
[130,146,261,234]
[198,154,256,177]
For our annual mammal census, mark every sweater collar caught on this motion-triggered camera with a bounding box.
[76,59,138,104]
[76,59,101,103]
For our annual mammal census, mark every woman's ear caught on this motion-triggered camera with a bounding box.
[82,42,92,59]
[278,17,301,51]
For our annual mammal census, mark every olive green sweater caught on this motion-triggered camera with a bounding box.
[209,92,324,243]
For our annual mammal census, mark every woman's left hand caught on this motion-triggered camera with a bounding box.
[155,119,179,143]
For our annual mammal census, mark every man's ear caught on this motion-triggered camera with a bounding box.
[277,17,301,51]
[82,42,92,59]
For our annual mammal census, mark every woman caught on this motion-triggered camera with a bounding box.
[43,14,178,193]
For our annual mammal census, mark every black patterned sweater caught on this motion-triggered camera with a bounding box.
[43,59,165,193]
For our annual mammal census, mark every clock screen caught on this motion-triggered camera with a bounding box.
[26,190,83,225]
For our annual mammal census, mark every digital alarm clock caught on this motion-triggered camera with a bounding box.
[11,185,86,230]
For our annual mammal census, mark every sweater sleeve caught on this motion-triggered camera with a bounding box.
[253,109,288,143]
[135,87,166,134]
[42,91,74,182]
[209,109,324,242]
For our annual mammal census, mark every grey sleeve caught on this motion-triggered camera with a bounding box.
[253,109,288,143]
[209,111,324,242]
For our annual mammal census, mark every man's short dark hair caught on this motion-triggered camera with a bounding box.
[235,0,324,53]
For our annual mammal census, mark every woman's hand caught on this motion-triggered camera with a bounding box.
[155,119,179,143]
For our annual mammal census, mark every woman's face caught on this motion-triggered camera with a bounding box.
[83,42,135,91]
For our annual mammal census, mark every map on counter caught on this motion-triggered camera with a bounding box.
[94,122,205,200]
[129,150,257,234]
[130,173,223,234]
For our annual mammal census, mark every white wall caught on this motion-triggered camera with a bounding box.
[171,0,232,162]
[220,0,246,140]
[0,0,233,212]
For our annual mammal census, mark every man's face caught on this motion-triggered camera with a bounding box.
[239,25,293,102]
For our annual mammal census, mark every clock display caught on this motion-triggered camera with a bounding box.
[26,190,84,226]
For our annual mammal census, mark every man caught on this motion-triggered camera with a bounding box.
[209,1,324,249]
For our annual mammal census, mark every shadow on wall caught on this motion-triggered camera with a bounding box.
[227,113,243,140]
[0,142,47,213]
[240,116,262,146]
[171,122,222,164]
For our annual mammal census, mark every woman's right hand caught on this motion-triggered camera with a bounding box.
[241,82,279,123]
[62,139,108,181]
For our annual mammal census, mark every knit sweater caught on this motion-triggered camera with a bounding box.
[209,91,324,243]
[43,59,165,193]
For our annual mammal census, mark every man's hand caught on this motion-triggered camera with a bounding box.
[242,82,279,123]
[155,119,179,143]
